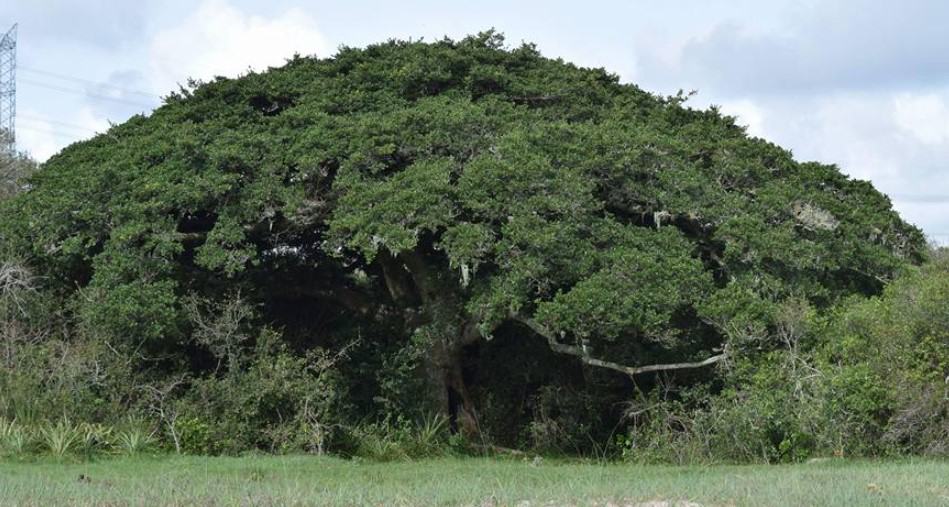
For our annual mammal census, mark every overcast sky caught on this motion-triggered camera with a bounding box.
[2,0,947,244]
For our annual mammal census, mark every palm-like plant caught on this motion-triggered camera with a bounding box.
[0,418,34,456]
[114,418,156,455]
[40,418,81,457]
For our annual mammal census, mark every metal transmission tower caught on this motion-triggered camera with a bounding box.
[0,24,16,154]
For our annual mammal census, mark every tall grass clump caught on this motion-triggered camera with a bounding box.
[114,418,156,456]
[351,413,452,460]
[0,417,35,457]
[40,418,82,457]
[78,422,114,456]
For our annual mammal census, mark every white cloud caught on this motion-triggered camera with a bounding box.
[635,1,949,96]
[15,117,62,162]
[891,201,949,245]
[893,93,949,146]
[17,0,330,161]
[718,99,766,137]
[76,106,112,133]
[148,0,331,93]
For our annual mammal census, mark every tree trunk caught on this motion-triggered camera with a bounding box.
[394,250,482,434]
[423,323,480,436]
[420,341,474,434]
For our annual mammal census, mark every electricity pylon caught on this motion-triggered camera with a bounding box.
[1,24,17,154]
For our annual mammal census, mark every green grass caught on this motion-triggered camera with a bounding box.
[0,455,946,506]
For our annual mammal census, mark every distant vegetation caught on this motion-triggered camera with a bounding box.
[0,32,945,461]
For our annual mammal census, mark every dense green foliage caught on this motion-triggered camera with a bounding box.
[0,32,941,460]
[620,254,948,462]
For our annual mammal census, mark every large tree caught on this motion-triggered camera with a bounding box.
[0,33,925,428]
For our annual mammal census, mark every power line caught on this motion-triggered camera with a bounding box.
[19,65,159,98]
[16,118,88,133]
[19,78,157,109]
[18,121,98,141]
[15,124,86,141]
[18,113,103,134]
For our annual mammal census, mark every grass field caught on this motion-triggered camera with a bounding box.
[0,455,947,506]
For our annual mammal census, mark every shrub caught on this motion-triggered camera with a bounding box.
[818,254,949,456]
[526,385,600,455]
[620,257,949,463]
[175,329,351,454]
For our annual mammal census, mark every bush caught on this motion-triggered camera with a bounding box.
[620,257,948,463]
[526,385,601,455]
[174,329,350,454]
[818,254,949,456]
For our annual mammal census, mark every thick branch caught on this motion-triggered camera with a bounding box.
[377,249,419,306]
[398,250,442,306]
[399,250,483,347]
[515,316,725,377]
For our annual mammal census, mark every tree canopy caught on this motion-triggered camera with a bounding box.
[0,32,927,436]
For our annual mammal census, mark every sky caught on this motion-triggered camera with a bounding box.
[2,0,947,244]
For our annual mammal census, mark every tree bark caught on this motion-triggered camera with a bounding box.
[425,334,479,436]
[380,249,483,434]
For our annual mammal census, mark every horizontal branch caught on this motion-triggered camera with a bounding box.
[514,315,725,377]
